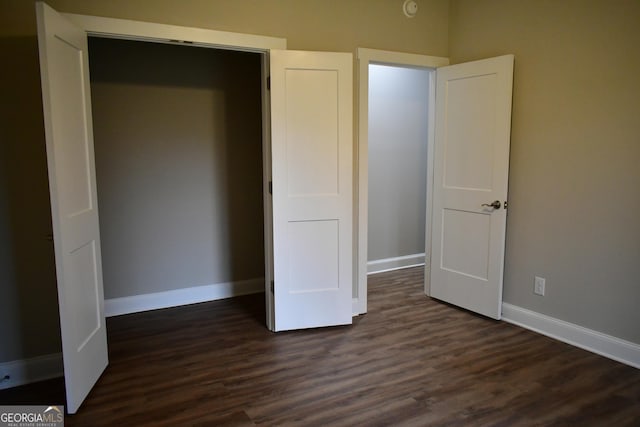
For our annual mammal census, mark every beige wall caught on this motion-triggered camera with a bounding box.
[0,0,449,364]
[449,0,640,343]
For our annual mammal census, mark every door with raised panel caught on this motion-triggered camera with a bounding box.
[270,50,353,331]
[430,55,514,319]
[36,2,108,413]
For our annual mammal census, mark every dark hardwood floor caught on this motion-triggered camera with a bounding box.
[2,267,639,426]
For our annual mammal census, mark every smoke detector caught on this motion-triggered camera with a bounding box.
[403,0,418,18]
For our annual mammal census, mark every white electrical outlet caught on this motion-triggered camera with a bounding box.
[534,276,546,296]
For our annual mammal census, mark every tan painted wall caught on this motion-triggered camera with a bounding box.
[0,0,449,363]
[449,0,640,343]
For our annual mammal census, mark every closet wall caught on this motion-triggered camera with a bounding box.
[89,38,264,300]
[367,64,430,273]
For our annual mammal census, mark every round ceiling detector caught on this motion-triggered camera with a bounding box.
[403,0,418,18]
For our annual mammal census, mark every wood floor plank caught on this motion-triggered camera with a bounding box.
[1,266,639,426]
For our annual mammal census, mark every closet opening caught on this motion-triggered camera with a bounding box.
[88,37,267,323]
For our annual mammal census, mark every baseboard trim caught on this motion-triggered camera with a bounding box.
[105,277,265,317]
[502,303,640,369]
[367,253,425,275]
[0,353,63,390]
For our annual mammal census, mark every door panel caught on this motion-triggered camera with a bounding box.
[36,2,108,413]
[270,50,353,331]
[288,220,339,293]
[285,69,339,196]
[441,208,491,280]
[443,74,498,190]
[430,55,514,320]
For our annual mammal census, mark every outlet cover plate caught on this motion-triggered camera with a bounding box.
[534,276,546,296]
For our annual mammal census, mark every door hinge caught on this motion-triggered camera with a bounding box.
[269,181,272,195]
[267,76,271,90]
[270,280,274,293]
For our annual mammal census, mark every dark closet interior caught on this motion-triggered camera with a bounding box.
[88,37,265,307]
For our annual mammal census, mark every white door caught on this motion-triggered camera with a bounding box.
[430,55,514,320]
[270,50,353,331]
[36,2,108,413]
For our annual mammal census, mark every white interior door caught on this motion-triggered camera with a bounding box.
[36,2,108,413]
[270,50,353,331]
[430,55,514,320]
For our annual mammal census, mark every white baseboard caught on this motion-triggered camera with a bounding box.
[502,303,640,369]
[0,353,63,390]
[367,253,425,275]
[105,277,265,317]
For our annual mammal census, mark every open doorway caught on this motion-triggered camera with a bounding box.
[355,49,449,314]
[366,63,430,276]
[88,37,266,319]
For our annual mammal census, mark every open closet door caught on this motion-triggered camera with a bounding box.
[270,50,353,331]
[430,55,514,320]
[36,2,108,413]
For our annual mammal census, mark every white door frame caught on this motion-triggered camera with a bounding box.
[355,48,448,315]
[62,12,286,330]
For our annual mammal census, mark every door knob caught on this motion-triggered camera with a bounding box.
[481,200,501,209]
